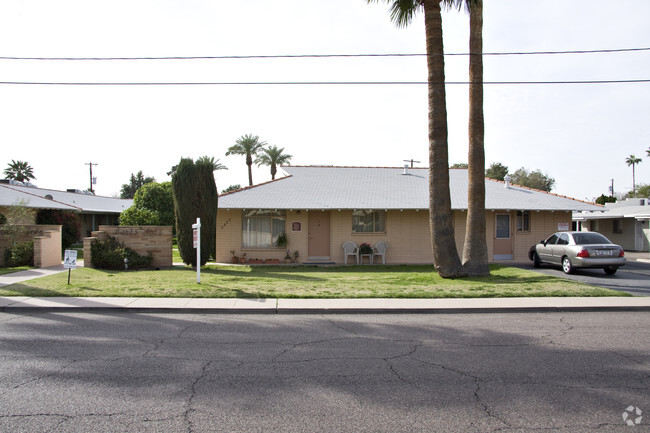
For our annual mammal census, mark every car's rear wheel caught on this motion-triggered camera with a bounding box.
[604,266,618,275]
[562,256,575,274]
[532,252,541,268]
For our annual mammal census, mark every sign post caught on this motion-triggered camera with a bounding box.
[192,218,201,284]
[63,249,78,285]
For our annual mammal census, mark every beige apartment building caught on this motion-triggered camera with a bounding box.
[217,166,601,265]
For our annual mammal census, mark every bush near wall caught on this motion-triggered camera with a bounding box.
[3,241,34,267]
[90,235,153,270]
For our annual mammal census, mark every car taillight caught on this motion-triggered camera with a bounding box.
[619,249,625,257]
[577,249,590,258]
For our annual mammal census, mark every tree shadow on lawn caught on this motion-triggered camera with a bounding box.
[0,283,74,298]
[199,266,327,283]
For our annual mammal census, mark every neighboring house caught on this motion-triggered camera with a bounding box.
[573,198,650,252]
[0,181,133,240]
[217,166,601,264]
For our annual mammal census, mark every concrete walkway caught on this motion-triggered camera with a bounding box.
[1,260,650,313]
[0,265,69,287]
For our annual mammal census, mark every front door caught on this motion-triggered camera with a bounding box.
[493,214,513,260]
[308,211,330,260]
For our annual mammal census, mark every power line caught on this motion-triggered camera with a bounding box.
[1,47,649,61]
[0,79,648,86]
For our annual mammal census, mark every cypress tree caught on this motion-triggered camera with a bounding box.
[172,158,218,266]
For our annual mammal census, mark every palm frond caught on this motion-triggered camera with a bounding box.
[367,0,421,27]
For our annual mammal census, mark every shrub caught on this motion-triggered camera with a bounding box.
[172,158,217,266]
[90,236,152,270]
[36,210,81,250]
[3,241,34,267]
[119,207,160,226]
[119,182,174,229]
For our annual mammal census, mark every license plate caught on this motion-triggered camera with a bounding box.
[596,250,613,256]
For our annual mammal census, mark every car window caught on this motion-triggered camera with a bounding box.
[573,233,611,245]
[545,234,559,245]
[557,233,569,245]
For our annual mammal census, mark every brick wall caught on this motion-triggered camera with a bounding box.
[84,225,172,269]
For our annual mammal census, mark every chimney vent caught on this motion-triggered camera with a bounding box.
[504,175,512,189]
[403,164,409,175]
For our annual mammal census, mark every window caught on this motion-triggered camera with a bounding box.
[516,211,530,231]
[557,233,570,245]
[545,234,559,245]
[496,214,510,238]
[613,219,623,234]
[573,232,611,245]
[352,210,386,233]
[242,210,286,248]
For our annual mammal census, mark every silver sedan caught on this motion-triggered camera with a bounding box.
[528,231,626,275]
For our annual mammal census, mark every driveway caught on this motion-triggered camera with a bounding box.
[518,252,650,296]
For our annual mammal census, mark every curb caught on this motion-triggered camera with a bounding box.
[3,307,650,314]
[1,297,649,314]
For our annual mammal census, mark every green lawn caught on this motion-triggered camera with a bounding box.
[0,266,30,276]
[0,264,628,298]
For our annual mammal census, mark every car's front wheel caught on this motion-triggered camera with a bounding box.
[604,266,618,275]
[562,256,575,274]
[532,252,541,268]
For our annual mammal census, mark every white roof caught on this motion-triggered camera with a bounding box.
[219,166,601,212]
[0,183,133,214]
[574,198,650,220]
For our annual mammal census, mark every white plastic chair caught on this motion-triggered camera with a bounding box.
[372,241,388,264]
[342,241,359,265]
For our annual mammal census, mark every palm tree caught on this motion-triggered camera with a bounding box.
[626,154,642,197]
[369,0,472,277]
[461,0,489,276]
[197,156,228,171]
[4,160,35,183]
[255,145,293,180]
[226,134,267,186]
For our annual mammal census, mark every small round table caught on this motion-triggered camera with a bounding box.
[359,253,373,264]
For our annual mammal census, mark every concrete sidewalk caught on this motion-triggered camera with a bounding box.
[1,295,649,313]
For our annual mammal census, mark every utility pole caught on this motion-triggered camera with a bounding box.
[85,162,98,194]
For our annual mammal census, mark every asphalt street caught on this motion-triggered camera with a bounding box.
[522,260,650,297]
[0,312,648,432]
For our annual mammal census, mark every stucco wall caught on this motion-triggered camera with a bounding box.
[33,226,62,268]
[0,224,62,268]
[581,217,648,252]
[216,209,573,264]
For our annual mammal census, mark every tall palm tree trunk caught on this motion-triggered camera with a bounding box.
[424,0,465,278]
[246,155,254,186]
[462,0,489,276]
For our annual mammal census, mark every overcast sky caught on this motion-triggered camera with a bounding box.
[1,0,649,202]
